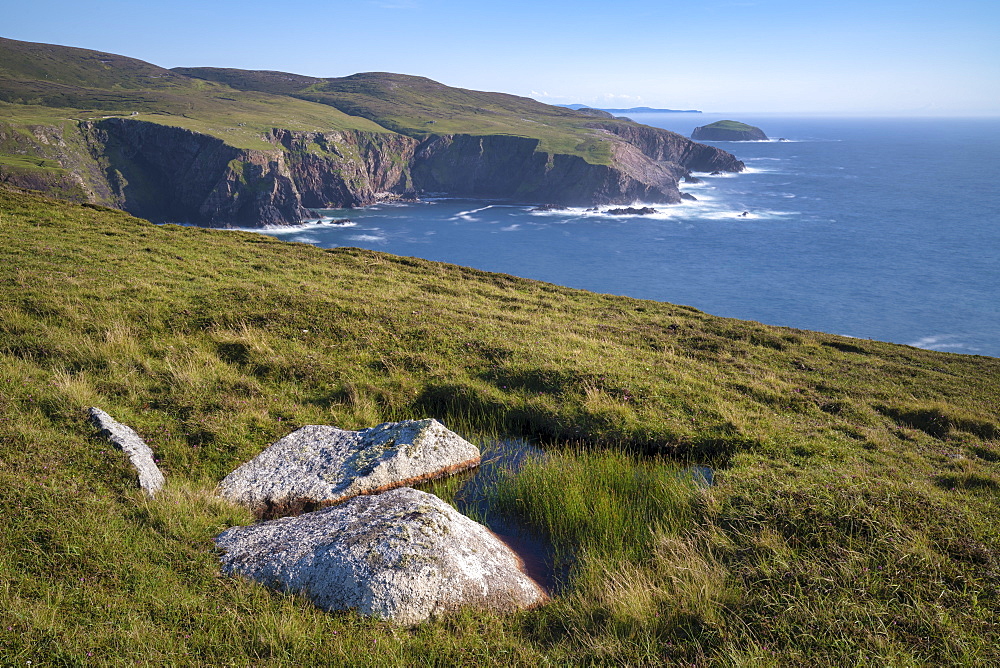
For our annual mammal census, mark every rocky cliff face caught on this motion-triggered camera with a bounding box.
[588,122,746,173]
[88,120,424,227]
[0,121,113,203]
[410,127,742,207]
[1,117,746,226]
[411,134,674,206]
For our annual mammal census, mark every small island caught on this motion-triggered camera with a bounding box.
[692,120,768,141]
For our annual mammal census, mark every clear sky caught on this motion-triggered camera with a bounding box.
[2,0,998,115]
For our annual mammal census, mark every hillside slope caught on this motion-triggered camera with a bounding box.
[0,38,743,225]
[1,188,999,664]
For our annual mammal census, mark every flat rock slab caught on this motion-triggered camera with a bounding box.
[217,419,480,516]
[87,407,165,497]
[215,487,546,624]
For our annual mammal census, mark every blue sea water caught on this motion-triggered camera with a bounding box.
[259,115,1000,358]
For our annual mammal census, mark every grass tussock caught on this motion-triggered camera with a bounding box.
[1,187,1000,664]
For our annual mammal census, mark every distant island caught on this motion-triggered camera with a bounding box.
[692,120,768,141]
[561,104,702,113]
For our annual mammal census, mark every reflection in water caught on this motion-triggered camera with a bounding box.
[688,465,715,487]
[451,439,558,593]
[428,439,716,594]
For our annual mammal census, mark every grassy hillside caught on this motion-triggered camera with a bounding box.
[0,38,392,153]
[0,38,622,167]
[175,69,620,164]
[0,37,184,90]
[1,187,999,664]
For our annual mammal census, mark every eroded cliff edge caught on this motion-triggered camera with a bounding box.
[1,117,743,227]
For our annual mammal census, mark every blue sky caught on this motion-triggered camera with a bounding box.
[3,0,998,114]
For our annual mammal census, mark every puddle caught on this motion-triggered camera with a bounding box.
[421,441,716,594]
[688,465,715,487]
[423,439,560,593]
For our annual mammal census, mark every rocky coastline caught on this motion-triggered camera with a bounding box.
[3,117,744,227]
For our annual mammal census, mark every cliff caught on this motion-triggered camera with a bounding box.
[588,122,745,173]
[0,38,748,226]
[691,120,768,142]
[410,132,727,206]
[2,116,745,225]
[88,119,424,227]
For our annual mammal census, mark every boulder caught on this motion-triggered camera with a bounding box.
[217,419,480,516]
[87,407,165,497]
[215,487,547,624]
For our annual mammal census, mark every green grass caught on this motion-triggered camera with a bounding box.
[2,187,1000,665]
[0,93,391,154]
[175,69,628,164]
[1,39,632,167]
[700,120,761,132]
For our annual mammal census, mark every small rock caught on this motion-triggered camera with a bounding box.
[215,487,547,624]
[530,203,567,212]
[604,206,658,215]
[87,407,165,497]
[680,192,697,201]
[217,419,480,517]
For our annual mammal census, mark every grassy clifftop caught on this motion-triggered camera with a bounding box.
[1,37,624,164]
[2,188,999,664]
[174,68,622,164]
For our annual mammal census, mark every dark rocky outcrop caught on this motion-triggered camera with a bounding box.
[215,487,547,625]
[412,133,697,207]
[86,119,421,227]
[605,207,658,215]
[692,120,768,142]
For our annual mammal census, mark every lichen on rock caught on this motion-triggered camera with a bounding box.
[87,407,165,497]
[217,418,480,517]
[215,487,547,624]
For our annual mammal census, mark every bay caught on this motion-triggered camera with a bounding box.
[258,115,1000,358]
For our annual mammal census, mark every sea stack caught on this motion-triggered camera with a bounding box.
[692,120,768,141]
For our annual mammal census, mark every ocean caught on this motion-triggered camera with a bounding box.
[258,114,1000,359]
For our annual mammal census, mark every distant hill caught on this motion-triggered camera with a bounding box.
[560,104,701,113]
